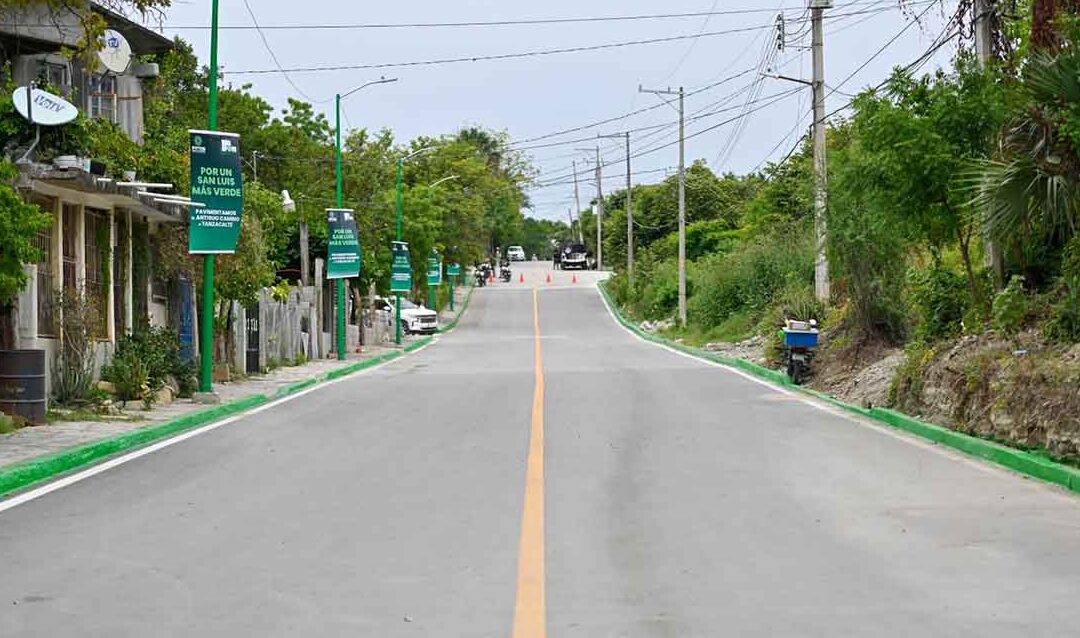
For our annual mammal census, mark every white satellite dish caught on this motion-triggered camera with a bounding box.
[98,29,132,74]
[12,87,79,126]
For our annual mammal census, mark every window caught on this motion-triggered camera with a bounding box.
[43,62,70,96]
[84,209,109,338]
[113,213,128,338]
[85,74,117,123]
[35,224,55,337]
[62,204,78,294]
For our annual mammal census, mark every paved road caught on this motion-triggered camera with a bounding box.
[2,261,1080,636]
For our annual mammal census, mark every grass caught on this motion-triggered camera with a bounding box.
[658,309,759,347]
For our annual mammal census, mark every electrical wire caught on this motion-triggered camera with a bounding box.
[228,4,940,76]
[154,0,932,31]
[241,0,316,103]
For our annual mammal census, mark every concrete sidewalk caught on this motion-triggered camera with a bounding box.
[0,285,471,472]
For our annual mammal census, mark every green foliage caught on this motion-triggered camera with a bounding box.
[689,228,814,330]
[908,266,968,341]
[102,325,195,401]
[992,275,1029,335]
[0,160,51,307]
[1044,278,1080,343]
[270,280,291,303]
[51,290,99,406]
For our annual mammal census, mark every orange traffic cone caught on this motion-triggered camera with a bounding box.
[488,271,495,283]
[546,273,552,284]
[519,273,524,283]
[572,274,577,284]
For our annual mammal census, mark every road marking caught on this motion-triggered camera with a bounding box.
[512,287,546,638]
[0,342,433,515]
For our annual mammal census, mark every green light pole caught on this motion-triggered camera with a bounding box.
[198,0,221,393]
[394,146,434,345]
[333,77,397,360]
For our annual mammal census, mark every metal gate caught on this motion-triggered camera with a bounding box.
[245,304,260,374]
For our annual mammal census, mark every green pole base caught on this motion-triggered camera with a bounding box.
[337,279,346,361]
[395,293,402,345]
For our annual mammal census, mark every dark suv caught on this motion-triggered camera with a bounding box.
[556,243,589,270]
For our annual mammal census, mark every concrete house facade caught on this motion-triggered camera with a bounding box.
[1,3,192,392]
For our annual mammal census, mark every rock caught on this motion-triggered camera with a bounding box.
[96,380,117,395]
[165,375,181,394]
[154,386,174,406]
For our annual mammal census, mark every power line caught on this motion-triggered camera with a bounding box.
[227,4,937,76]
[228,24,771,76]
[151,1,925,31]
[241,0,316,103]
[509,67,759,147]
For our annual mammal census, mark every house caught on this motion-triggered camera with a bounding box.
[1,3,195,389]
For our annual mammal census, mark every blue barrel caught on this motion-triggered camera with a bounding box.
[0,349,47,425]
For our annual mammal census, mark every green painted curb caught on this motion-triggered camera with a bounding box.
[0,335,434,501]
[597,281,1080,495]
[438,284,475,334]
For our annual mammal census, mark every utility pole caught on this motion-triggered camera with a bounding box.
[594,145,603,271]
[810,0,830,302]
[600,132,634,280]
[639,85,687,324]
[298,195,310,286]
[572,160,584,242]
[975,0,1003,284]
[625,132,633,280]
[252,150,259,182]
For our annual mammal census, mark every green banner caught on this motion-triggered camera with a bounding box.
[390,241,412,293]
[446,263,461,277]
[188,130,243,254]
[326,208,360,280]
[427,250,442,286]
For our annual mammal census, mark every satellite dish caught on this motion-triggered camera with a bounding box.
[98,29,132,74]
[12,87,79,126]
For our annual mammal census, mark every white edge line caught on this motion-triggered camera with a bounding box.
[0,341,433,515]
[590,283,1080,495]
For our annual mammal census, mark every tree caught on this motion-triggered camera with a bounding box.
[0,160,51,349]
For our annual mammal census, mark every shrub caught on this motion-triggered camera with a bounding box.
[1045,278,1080,343]
[102,326,195,400]
[51,290,100,405]
[992,275,1028,335]
[689,229,814,330]
[908,266,968,341]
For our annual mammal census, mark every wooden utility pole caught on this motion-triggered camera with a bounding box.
[975,0,1004,284]
[811,1,830,302]
[594,146,603,271]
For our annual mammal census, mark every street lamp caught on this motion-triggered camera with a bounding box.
[333,76,398,360]
[394,145,434,345]
[429,174,458,188]
[425,175,458,310]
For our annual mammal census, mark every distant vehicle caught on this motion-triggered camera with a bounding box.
[556,243,590,270]
[507,246,526,261]
[374,296,438,335]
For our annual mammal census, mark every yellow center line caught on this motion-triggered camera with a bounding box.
[512,287,546,638]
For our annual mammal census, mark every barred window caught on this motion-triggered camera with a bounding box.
[84,209,109,338]
[62,204,77,294]
[35,225,55,337]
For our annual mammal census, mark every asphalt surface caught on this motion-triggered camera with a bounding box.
[2,261,1080,636]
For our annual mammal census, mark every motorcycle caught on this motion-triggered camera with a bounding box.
[780,319,819,385]
[474,263,489,287]
[499,261,512,282]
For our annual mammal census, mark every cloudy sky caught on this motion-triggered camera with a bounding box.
[156,0,958,220]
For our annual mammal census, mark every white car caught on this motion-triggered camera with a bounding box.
[374,297,439,335]
[507,246,526,261]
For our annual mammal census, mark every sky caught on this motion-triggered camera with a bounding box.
[153,0,959,221]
